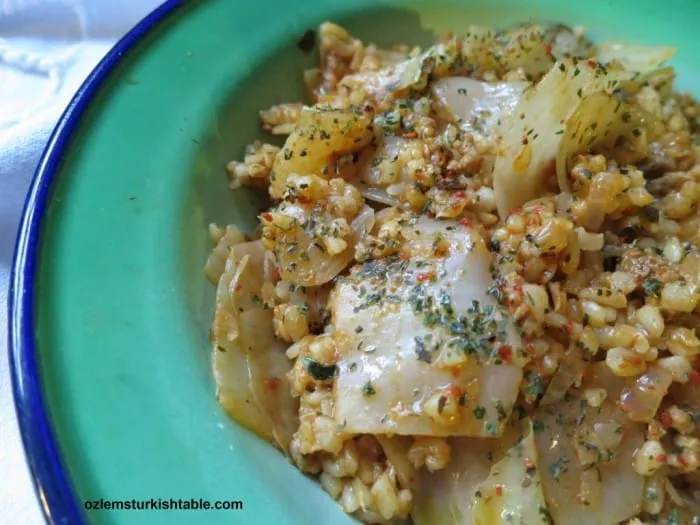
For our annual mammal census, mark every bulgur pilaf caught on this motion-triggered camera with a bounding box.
[206,21,700,524]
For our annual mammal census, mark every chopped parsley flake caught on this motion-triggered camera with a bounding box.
[301,357,337,380]
[493,399,507,421]
[533,420,545,434]
[486,283,505,304]
[641,277,662,297]
[414,336,432,363]
[407,283,510,363]
[485,421,498,436]
[437,395,448,414]
[645,486,659,501]
[538,505,553,524]
[524,369,545,401]
[641,205,660,223]
[668,509,679,525]
[353,290,385,312]
[549,457,570,482]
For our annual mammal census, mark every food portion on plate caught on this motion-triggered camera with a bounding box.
[205,21,700,524]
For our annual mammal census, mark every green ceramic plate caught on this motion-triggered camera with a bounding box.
[9,0,700,523]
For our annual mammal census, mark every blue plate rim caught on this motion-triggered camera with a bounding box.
[7,1,184,523]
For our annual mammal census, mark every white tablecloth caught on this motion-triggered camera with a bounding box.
[0,1,161,522]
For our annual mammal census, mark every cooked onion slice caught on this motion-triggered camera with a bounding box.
[431,77,528,137]
[212,241,298,452]
[338,40,460,106]
[619,366,673,422]
[533,379,645,524]
[472,421,548,525]
[331,218,523,437]
[275,204,375,286]
[375,435,415,489]
[596,41,675,73]
[540,353,584,405]
[555,91,662,195]
[493,59,635,217]
[412,420,544,524]
[204,224,246,284]
[461,24,594,79]
[412,438,503,525]
[271,107,374,199]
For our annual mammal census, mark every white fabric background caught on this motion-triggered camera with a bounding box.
[0,1,161,522]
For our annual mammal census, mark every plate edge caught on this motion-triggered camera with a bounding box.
[7,1,186,523]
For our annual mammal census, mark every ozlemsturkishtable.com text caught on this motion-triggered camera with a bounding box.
[83,498,243,511]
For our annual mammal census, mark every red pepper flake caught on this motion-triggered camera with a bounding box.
[453,191,466,199]
[689,370,700,386]
[459,218,473,228]
[524,458,535,470]
[417,272,434,283]
[656,454,668,464]
[498,345,513,364]
[261,212,273,222]
[264,377,281,391]
[363,104,374,113]
[450,366,461,378]
[679,455,689,468]
[296,196,311,204]
[587,59,596,68]
[448,386,462,398]
[495,485,503,496]
[403,131,418,139]
[628,356,643,367]
[234,283,243,292]
[272,266,281,280]
[659,411,672,429]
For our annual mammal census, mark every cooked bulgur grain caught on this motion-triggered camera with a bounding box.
[209,21,700,524]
